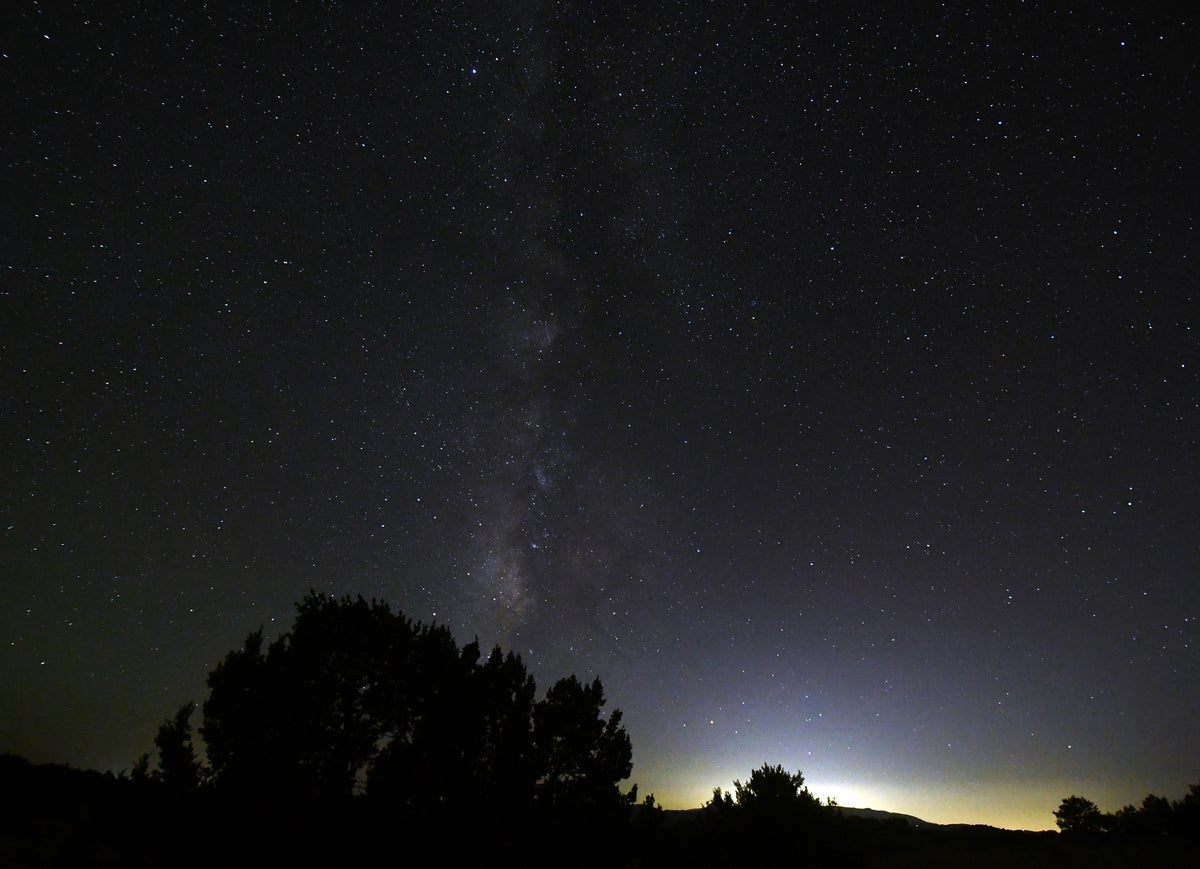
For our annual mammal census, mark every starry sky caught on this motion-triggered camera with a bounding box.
[3,3,1197,831]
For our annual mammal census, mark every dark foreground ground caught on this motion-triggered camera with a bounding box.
[637,809,1200,869]
[846,824,1199,869]
[3,757,1197,869]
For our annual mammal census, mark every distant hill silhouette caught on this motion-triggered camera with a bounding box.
[833,805,939,829]
[655,803,936,828]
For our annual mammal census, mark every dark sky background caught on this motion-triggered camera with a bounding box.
[3,2,1197,829]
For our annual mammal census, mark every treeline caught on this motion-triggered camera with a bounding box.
[128,590,637,865]
[2,592,641,866]
[114,590,906,864]
[3,592,1198,867]
[1055,788,1200,839]
[142,591,632,811]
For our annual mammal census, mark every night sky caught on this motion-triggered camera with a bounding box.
[3,3,1197,830]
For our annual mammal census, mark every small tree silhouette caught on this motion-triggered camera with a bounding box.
[153,702,200,794]
[533,674,633,813]
[1175,784,1200,841]
[706,786,735,813]
[733,763,812,811]
[1054,795,1103,833]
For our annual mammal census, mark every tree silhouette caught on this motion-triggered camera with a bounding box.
[696,763,835,865]
[1138,793,1173,837]
[201,628,293,800]
[1055,785,1200,843]
[1106,790,1191,838]
[195,589,633,834]
[706,786,735,813]
[201,593,443,804]
[1175,784,1200,841]
[466,646,540,809]
[532,674,633,813]
[153,702,200,794]
[1054,795,1103,834]
[129,752,151,784]
[733,762,816,812]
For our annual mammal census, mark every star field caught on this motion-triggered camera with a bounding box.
[2,3,1197,830]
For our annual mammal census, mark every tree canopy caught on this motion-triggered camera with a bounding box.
[152,702,200,795]
[1054,795,1103,834]
[733,762,817,813]
[191,591,633,822]
[1055,787,1200,841]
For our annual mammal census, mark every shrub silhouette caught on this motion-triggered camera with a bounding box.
[733,762,818,814]
[694,763,842,865]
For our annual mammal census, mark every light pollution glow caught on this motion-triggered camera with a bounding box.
[633,747,1162,832]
